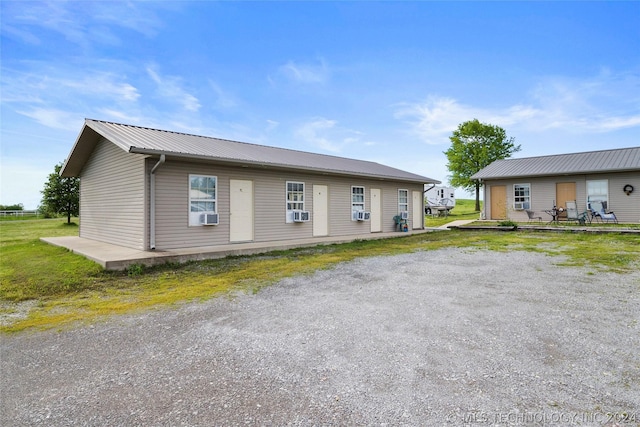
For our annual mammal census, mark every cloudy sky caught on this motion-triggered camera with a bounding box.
[1,1,639,209]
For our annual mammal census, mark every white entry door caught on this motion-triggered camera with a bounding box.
[412,191,423,229]
[313,184,328,237]
[230,179,254,242]
[370,188,382,232]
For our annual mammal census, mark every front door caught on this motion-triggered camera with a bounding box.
[313,185,328,237]
[490,185,507,220]
[230,179,254,242]
[556,182,576,211]
[370,188,382,232]
[412,191,423,229]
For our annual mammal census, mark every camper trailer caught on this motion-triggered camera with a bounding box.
[425,186,456,215]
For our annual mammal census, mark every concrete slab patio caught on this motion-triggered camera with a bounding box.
[41,228,438,271]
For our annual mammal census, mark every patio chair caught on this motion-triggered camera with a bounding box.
[589,201,618,224]
[565,201,589,225]
[525,209,542,223]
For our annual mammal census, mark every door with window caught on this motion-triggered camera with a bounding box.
[490,185,507,220]
[230,179,254,242]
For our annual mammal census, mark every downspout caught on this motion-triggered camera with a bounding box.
[150,155,166,250]
[423,183,436,194]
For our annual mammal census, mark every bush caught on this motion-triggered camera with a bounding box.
[498,220,518,229]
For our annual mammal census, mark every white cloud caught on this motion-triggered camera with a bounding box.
[396,71,640,145]
[147,67,201,112]
[277,58,330,84]
[394,96,481,145]
[16,108,82,131]
[265,120,280,132]
[295,118,340,152]
[1,1,164,48]
[294,118,366,153]
[208,80,238,109]
[2,66,141,130]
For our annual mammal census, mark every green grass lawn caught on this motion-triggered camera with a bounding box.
[424,198,481,227]
[1,205,639,333]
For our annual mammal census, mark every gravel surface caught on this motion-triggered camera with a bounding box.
[1,248,639,426]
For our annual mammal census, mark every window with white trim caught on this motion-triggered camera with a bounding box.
[587,179,608,208]
[286,181,305,211]
[189,175,217,226]
[513,183,530,210]
[285,181,305,223]
[351,186,365,220]
[398,189,408,213]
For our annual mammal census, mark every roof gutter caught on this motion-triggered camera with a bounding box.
[149,154,166,250]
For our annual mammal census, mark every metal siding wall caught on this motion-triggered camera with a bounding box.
[152,159,426,249]
[79,138,146,249]
[598,172,640,223]
[484,173,640,223]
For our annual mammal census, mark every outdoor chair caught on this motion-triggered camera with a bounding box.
[525,209,542,223]
[589,201,618,224]
[565,201,589,225]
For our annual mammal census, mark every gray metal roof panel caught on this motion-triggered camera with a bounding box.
[75,119,439,183]
[472,147,640,179]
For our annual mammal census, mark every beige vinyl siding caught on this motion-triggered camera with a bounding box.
[79,138,146,249]
[483,171,639,223]
[598,172,640,223]
[152,159,424,250]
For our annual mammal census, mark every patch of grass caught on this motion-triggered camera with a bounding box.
[425,198,481,227]
[1,217,639,333]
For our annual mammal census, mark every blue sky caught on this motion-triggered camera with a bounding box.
[1,1,639,209]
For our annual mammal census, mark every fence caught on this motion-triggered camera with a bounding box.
[0,210,40,217]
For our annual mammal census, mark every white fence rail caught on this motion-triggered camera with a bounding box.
[0,210,40,217]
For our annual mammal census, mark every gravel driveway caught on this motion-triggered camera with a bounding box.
[2,248,639,426]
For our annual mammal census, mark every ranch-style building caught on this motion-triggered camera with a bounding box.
[471,147,640,223]
[60,119,440,252]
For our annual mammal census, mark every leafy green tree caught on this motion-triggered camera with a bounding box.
[445,119,520,211]
[0,203,23,211]
[40,162,79,224]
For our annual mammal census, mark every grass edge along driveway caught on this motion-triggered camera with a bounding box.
[1,219,639,333]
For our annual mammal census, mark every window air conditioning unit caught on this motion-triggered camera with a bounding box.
[400,211,409,220]
[200,213,219,225]
[514,202,525,210]
[293,210,310,222]
[356,211,371,221]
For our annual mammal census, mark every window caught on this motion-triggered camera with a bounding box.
[587,179,608,208]
[189,175,216,226]
[513,184,530,210]
[398,189,408,213]
[351,186,365,220]
[285,181,305,223]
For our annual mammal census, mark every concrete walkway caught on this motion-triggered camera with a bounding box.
[42,228,436,271]
[434,219,476,229]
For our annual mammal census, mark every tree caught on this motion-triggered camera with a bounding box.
[40,162,79,224]
[444,119,520,211]
[0,203,23,211]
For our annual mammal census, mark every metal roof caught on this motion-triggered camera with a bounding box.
[472,147,640,180]
[61,119,439,184]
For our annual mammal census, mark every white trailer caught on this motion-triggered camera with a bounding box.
[425,186,456,215]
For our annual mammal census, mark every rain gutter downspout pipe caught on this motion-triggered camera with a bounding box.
[150,154,166,250]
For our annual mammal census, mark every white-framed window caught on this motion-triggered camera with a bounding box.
[587,179,608,208]
[286,181,305,222]
[351,186,365,220]
[398,189,408,213]
[513,183,530,210]
[189,174,217,226]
